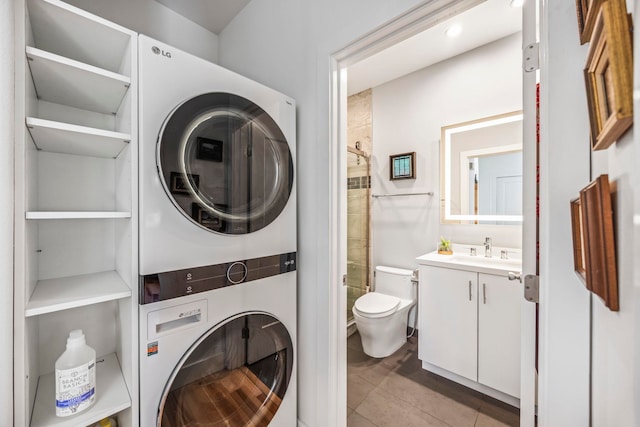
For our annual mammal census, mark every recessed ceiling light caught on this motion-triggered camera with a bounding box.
[510,0,524,7]
[445,24,462,38]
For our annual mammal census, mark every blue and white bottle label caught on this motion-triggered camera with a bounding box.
[55,361,96,417]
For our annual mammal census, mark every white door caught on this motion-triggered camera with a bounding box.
[520,0,539,423]
[478,273,523,398]
[419,266,477,382]
[495,175,523,216]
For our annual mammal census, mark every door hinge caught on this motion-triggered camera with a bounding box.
[523,43,539,72]
[524,274,539,303]
[342,274,347,286]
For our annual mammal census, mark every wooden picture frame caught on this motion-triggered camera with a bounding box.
[570,197,586,283]
[579,175,618,311]
[389,152,416,180]
[583,0,633,151]
[575,0,604,44]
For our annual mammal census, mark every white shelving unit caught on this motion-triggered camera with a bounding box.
[26,117,130,158]
[25,271,132,317]
[25,47,131,114]
[14,1,139,426]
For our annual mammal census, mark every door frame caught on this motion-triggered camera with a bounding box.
[328,0,538,425]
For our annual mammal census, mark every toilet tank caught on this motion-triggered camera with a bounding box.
[375,266,415,300]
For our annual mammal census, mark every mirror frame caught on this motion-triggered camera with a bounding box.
[440,111,524,224]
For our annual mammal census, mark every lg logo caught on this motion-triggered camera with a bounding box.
[152,46,172,58]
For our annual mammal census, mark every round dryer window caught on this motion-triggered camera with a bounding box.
[158,93,294,234]
[158,313,293,426]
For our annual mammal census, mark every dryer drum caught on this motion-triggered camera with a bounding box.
[158,93,294,235]
[158,313,293,426]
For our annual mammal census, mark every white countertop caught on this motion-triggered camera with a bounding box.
[416,246,522,277]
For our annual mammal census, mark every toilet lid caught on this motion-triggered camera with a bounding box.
[354,293,400,318]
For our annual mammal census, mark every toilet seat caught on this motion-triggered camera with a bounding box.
[353,293,400,318]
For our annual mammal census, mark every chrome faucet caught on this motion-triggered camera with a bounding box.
[484,237,492,258]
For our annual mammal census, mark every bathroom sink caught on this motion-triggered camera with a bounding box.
[416,250,522,277]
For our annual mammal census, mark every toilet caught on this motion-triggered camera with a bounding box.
[353,266,417,358]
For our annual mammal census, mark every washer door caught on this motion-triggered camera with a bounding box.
[158,313,293,426]
[158,93,294,234]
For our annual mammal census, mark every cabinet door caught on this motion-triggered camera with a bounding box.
[419,266,477,381]
[478,273,522,397]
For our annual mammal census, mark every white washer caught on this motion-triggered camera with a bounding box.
[139,35,296,275]
[139,267,296,426]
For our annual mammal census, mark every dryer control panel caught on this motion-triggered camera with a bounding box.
[140,252,296,304]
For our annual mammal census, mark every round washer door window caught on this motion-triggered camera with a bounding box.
[158,93,293,234]
[158,313,293,426]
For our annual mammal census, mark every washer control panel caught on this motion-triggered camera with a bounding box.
[140,252,296,304]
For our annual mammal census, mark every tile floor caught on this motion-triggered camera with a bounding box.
[347,332,520,427]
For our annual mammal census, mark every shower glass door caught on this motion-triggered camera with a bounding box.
[346,148,370,322]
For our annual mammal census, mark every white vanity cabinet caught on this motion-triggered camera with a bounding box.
[418,262,522,403]
[14,1,138,426]
[477,272,522,398]
[418,267,478,382]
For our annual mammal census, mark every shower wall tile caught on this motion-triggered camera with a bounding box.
[348,125,372,154]
[348,89,372,154]
[347,89,372,130]
[347,88,372,316]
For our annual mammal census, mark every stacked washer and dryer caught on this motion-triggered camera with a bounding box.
[138,35,297,426]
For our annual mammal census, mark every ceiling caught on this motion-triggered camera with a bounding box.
[155,0,251,34]
[347,0,522,95]
[154,0,521,94]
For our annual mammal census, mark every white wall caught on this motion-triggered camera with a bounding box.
[588,0,637,424]
[218,1,428,425]
[64,0,219,62]
[370,33,522,272]
[0,1,14,426]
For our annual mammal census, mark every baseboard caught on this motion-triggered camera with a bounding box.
[422,361,520,408]
[347,321,358,337]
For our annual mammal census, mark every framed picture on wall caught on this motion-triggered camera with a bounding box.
[389,152,416,180]
[570,197,586,283]
[579,174,618,311]
[583,0,633,150]
[191,203,225,232]
[196,136,223,162]
[170,172,200,195]
[575,0,604,44]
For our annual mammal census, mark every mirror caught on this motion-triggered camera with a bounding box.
[441,111,523,224]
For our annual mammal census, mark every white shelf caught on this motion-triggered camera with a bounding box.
[26,117,130,158]
[25,271,131,317]
[27,0,133,73]
[26,211,131,220]
[26,47,130,114]
[30,352,131,427]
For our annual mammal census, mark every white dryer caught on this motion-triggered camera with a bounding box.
[138,35,296,275]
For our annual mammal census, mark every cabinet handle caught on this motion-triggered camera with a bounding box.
[468,280,472,301]
[483,283,487,304]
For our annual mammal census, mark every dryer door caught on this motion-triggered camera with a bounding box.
[158,313,293,426]
[158,93,294,234]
